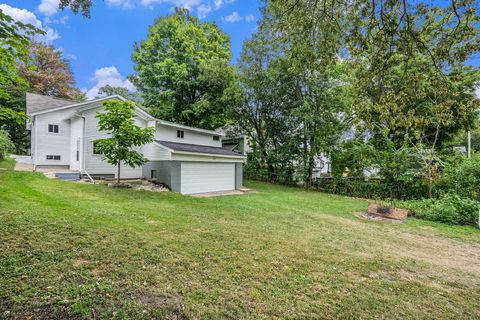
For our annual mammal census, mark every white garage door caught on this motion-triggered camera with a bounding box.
[181,162,235,194]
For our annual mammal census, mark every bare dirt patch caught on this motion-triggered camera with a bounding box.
[384,229,480,276]
[354,211,404,223]
[326,213,480,277]
[14,162,33,171]
[136,291,187,319]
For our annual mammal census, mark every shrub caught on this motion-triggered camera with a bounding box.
[439,155,480,200]
[317,177,429,200]
[0,129,14,159]
[399,193,480,226]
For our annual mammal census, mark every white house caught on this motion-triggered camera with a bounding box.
[26,93,246,194]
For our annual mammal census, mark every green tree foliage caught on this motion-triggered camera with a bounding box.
[131,8,236,130]
[0,9,42,122]
[348,3,480,149]
[1,42,84,155]
[440,155,480,200]
[0,129,14,159]
[98,85,143,106]
[0,86,30,154]
[95,100,154,184]
[291,62,351,187]
[235,19,351,186]
[233,28,301,181]
[265,0,480,191]
[59,0,92,17]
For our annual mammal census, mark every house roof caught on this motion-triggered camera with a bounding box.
[157,119,226,136]
[26,93,155,121]
[26,93,77,115]
[26,93,224,137]
[155,140,245,157]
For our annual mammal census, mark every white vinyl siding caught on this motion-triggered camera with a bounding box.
[83,107,145,178]
[155,123,222,147]
[69,117,83,171]
[180,162,235,194]
[143,142,171,161]
[33,109,73,166]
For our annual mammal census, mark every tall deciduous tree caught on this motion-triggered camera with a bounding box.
[235,21,350,186]
[259,4,351,187]
[0,9,41,122]
[265,0,480,189]
[233,28,301,182]
[95,100,154,184]
[18,42,85,100]
[98,85,143,106]
[131,8,237,130]
[1,42,84,154]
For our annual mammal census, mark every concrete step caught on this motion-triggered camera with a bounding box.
[55,172,81,181]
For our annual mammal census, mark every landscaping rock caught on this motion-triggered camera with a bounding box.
[108,182,132,188]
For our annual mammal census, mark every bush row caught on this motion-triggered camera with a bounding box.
[315,177,429,200]
[397,194,480,226]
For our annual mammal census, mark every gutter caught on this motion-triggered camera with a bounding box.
[172,150,247,159]
[153,141,245,159]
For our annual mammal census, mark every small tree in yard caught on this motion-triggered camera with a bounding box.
[95,100,154,185]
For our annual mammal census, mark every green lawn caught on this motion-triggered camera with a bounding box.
[1,169,479,319]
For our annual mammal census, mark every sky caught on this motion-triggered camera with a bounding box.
[0,0,262,99]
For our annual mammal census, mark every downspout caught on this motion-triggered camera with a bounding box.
[33,115,37,171]
[81,115,95,184]
[81,116,86,174]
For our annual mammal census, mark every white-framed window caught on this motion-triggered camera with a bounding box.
[48,124,59,133]
[213,135,220,141]
[177,130,184,138]
[46,155,61,160]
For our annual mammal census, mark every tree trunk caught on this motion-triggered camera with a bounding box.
[117,160,121,184]
[428,165,433,199]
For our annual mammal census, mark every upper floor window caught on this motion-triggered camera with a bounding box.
[48,124,59,133]
[177,130,184,138]
[213,135,220,141]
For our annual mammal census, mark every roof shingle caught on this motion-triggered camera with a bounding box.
[26,93,76,115]
[156,140,244,157]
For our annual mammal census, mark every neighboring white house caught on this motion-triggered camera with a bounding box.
[26,93,246,195]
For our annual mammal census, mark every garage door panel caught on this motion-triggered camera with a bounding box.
[181,162,235,194]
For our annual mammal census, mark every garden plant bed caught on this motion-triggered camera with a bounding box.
[367,203,409,221]
[106,179,170,192]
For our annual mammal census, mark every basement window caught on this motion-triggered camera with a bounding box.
[46,155,61,160]
[213,135,220,141]
[151,170,158,179]
[177,130,184,138]
[48,124,59,133]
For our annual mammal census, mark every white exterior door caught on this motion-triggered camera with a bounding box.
[181,162,235,194]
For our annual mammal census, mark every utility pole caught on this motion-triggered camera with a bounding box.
[468,130,472,159]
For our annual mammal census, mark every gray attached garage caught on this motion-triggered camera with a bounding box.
[181,162,235,194]
[143,140,245,195]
